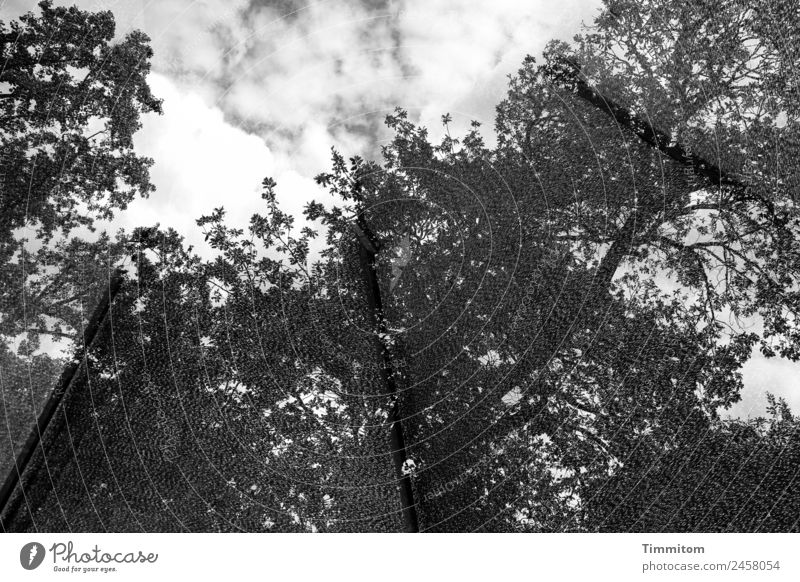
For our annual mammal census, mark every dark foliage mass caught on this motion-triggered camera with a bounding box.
[0,0,160,496]
[2,0,799,532]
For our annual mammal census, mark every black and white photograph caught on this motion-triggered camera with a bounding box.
[1,0,799,577]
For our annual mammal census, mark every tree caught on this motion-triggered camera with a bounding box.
[0,0,162,345]
[500,0,800,362]
[300,0,800,530]
[304,113,750,531]
[2,215,412,532]
[0,0,160,498]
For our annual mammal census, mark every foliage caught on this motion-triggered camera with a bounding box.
[0,1,161,514]
[589,397,800,532]
[296,0,800,530]
[0,0,162,348]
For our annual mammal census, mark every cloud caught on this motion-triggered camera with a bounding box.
[48,0,600,154]
[11,0,600,233]
[729,354,800,418]
[5,0,601,153]
[117,72,331,256]
[115,72,272,252]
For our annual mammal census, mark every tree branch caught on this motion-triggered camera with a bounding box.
[543,58,741,191]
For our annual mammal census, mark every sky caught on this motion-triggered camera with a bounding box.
[2,0,798,418]
[19,0,598,252]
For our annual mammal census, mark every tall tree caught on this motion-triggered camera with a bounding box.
[307,112,751,530]
[303,0,800,530]
[0,0,160,494]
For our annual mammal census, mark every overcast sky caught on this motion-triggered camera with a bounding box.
[2,0,798,418]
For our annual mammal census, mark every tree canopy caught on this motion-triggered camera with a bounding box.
[0,0,161,346]
[294,0,800,530]
[0,0,160,500]
[2,0,798,533]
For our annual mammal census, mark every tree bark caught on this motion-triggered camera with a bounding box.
[352,216,420,533]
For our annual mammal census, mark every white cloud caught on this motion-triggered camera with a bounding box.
[8,0,600,153]
[58,0,600,156]
[116,73,273,253]
[389,0,602,141]
[117,73,332,257]
[728,354,800,419]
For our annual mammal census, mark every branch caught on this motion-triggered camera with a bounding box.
[26,327,76,340]
[680,203,728,214]
[657,236,717,324]
[565,422,615,461]
[544,58,790,232]
[592,206,657,294]
[42,291,86,309]
[484,58,788,444]
[561,391,602,417]
[543,58,741,191]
